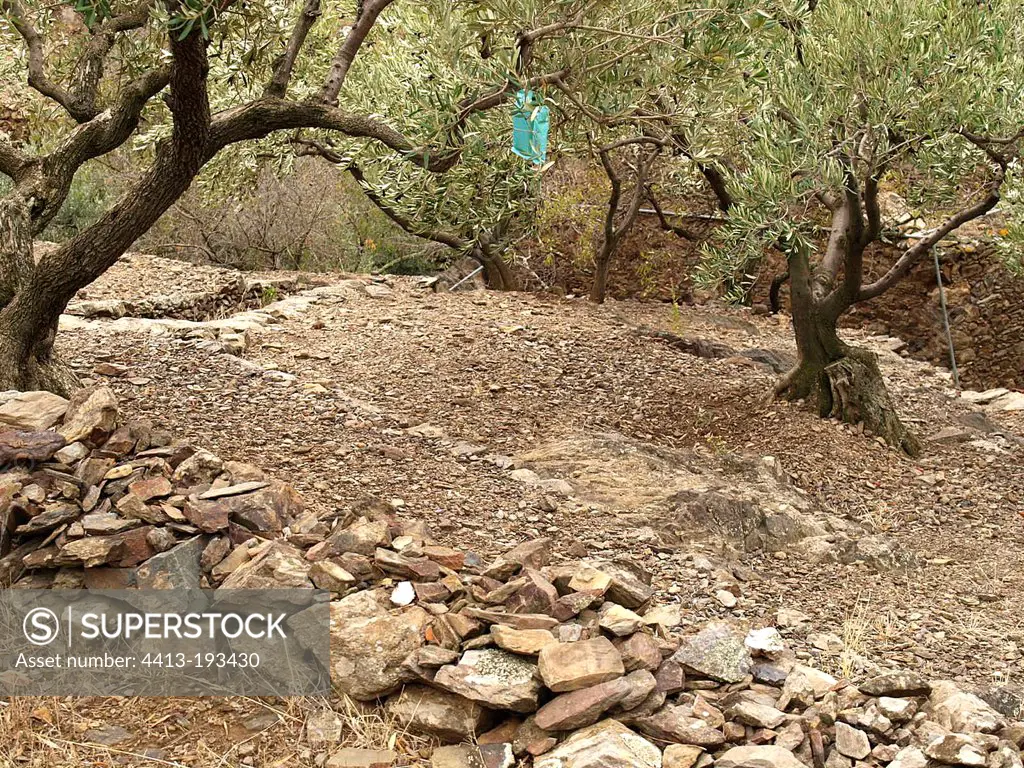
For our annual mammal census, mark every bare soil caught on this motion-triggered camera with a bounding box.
[5,254,1022,767]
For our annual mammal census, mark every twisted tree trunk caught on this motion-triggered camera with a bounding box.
[773,238,920,456]
[774,305,920,456]
[0,29,211,395]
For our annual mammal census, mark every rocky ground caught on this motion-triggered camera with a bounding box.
[1,253,1022,766]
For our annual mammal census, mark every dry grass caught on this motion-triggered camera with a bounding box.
[0,693,435,767]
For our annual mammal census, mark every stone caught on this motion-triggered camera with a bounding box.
[569,566,612,595]
[614,632,663,672]
[614,669,658,711]
[15,504,79,535]
[0,431,66,464]
[478,719,522,746]
[183,497,230,532]
[716,589,738,608]
[129,476,173,502]
[310,560,357,591]
[391,581,415,606]
[478,744,515,768]
[593,560,654,609]
[532,719,661,768]
[375,548,440,581]
[116,493,170,525]
[483,538,552,580]
[506,569,560,615]
[399,648,456,683]
[515,716,558,757]
[76,564,132,588]
[535,675,635,731]
[83,725,133,746]
[431,745,485,768]
[211,544,252,580]
[59,387,118,445]
[81,513,142,535]
[553,592,602,621]
[598,603,644,636]
[860,671,931,697]
[219,541,311,589]
[198,481,270,500]
[434,649,542,713]
[727,700,787,729]
[877,697,917,722]
[330,594,429,700]
[169,451,220,489]
[146,527,178,553]
[671,622,752,683]
[135,536,206,589]
[325,518,391,556]
[326,748,397,768]
[491,625,558,655]
[716,745,809,768]
[462,607,559,631]
[224,481,302,532]
[888,746,929,768]
[643,604,682,628]
[786,665,837,699]
[539,637,625,692]
[745,628,785,655]
[930,681,1008,734]
[654,659,687,694]
[0,391,68,431]
[191,526,227,568]
[924,735,988,766]
[54,536,125,567]
[835,722,871,759]
[421,545,465,570]
[385,685,490,741]
[664,744,705,768]
[988,744,1023,768]
[631,705,726,747]
[980,687,1024,719]
[305,708,343,747]
[53,441,89,464]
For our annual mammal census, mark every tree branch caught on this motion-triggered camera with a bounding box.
[320,0,395,106]
[206,101,457,171]
[645,187,696,239]
[857,177,1004,303]
[0,138,30,181]
[2,0,87,121]
[265,0,322,98]
[349,163,468,249]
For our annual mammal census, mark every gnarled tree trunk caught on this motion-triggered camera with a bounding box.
[0,196,78,394]
[774,246,921,456]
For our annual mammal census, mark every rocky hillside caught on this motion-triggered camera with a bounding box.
[1,252,1022,766]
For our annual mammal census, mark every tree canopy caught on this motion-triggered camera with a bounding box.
[2,0,1023,451]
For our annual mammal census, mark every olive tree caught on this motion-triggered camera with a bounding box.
[701,0,1024,453]
[0,0,576,393]
[292,0,748,301]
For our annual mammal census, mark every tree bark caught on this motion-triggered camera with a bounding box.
[589,239,614,303]
[0,196,77,394]
[0,29,210,395]
[775,252,920,455]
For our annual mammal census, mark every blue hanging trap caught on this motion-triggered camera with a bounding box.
[512,89,550,165]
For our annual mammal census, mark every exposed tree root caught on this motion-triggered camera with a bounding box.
[776,346,921,457]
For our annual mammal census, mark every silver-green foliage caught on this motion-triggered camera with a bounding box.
[699,0,1024,299]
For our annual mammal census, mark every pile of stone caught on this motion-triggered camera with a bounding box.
[0,387,305,589]
[301,537,1024,768]
[66,274,304,323]
[2,389,1022,768]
